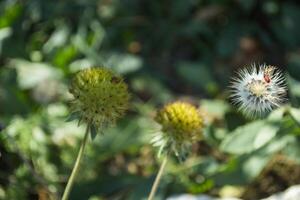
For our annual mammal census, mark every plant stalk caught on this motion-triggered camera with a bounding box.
[147,156,168,200]
[62,124,90,200]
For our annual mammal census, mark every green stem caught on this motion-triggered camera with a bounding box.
[62,124,90,200]
[147,156,168,200]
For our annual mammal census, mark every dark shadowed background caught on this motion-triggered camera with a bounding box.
[1,0,300,199]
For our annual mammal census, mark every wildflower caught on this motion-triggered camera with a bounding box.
[62,67,129,200]
[68,67,130,135]
[148,101,205,200]
[230,64,286,118]
[152,101,204,159]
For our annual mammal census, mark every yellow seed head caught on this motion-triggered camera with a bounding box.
[154,102,204,157]
[68,67,130,132]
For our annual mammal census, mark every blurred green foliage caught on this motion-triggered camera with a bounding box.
[1,0,300,199]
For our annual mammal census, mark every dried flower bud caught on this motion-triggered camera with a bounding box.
[68,67,130,136]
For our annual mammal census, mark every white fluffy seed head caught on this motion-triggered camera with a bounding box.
[230,64,287,118]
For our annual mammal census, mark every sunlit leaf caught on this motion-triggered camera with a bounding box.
[221,121,279,154]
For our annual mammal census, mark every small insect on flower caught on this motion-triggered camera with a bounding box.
[263,65,275,83]
[230,64,287,118]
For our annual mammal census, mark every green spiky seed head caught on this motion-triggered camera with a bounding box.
[153,101,204,159]
[68,67,130,136]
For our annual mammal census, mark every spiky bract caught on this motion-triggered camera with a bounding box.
[68,67,130,135]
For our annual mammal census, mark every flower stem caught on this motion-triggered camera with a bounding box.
[147,156,168,200]
[62,124,90,200]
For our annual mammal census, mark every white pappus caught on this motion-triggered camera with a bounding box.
[230,64,287,118]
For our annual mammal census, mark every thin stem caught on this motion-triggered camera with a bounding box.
[147,156,168,200]
[62,124,90,200]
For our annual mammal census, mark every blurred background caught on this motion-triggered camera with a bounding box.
[1,0,300,199]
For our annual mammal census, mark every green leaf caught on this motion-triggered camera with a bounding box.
[90,124,97,140]
[104,53,143,74]
[65,112,80,122]
[43,24,70,53]
[0,3,22,29]
[10,59,63,89]
[201,99,229,119]
[0,27,12,55]
[253,125,279,149]
[283,138,300,164]
[267,106,287,122]
[287,75,300,98]
[221,120,280,154]
[289,107,300,125]
[241,151,270,179]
